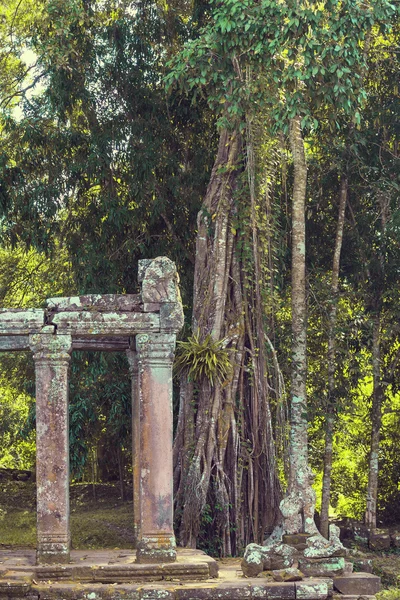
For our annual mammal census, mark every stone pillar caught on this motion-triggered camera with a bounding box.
[135,333,177,563]
[29,329,72,565]
[126,348,141,547]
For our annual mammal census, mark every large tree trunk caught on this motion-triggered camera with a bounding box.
[174,124,281,553]
[320,176,348,539]
[288,116,308,493]
[174,128,244,550]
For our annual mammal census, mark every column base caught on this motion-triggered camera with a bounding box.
[36,536,70,565]
[136,533,177,563]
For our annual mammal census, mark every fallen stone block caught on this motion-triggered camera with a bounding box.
[353,525,370,545]
[351,559,373,574]
[241,543,295,577]
[282,533,311,546]
[251,582,296,599]
[282,534,311,551]
[369,531,390,551]
[298,557,345,578]
[272,568,303,582]
[333,573,381,596]
[295,580,330,600]
[344,562,354,574]
[390,532,400,548]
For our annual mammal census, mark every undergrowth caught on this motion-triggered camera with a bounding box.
[0,481,135,549]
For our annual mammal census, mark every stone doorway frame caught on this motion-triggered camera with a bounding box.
[0,257,184,565]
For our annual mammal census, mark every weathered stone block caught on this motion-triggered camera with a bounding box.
[49,311,159,336]
[0,309,44,335]
[46,294,142,312]
[332,596,376,600]
[295,580,330,600]
[344,561,354,574]
[272,568,303,582]
[353,524,370,545]
[369,531,391,551]
[160,302,184,331]
[241,544,295,577]
[36,583,141,600]
[162,563,209,581]
[390,532,400,548]
[139,586,175,600]
[351,559,373,574]
[303,531,346,559]
[317,578,334,597]
[282,534,311,547]
[141,257,180,304]
[175,589,213,600]
[298,557,345,578]
[333,573,381,596]
[212,583,251,599]
[251,582,296,599]
[0,580,32,598]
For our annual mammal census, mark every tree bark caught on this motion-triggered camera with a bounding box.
[365,190,388,530]
[320,176,348,539]
[174,128,244,550]
[288,116,308,492]
[365,314,382,530]
[174,124,281,553]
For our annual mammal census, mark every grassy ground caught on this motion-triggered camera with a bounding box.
[0,480,135,549]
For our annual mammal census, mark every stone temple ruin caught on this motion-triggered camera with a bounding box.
[0,256,382,600]
[0,256,184,565]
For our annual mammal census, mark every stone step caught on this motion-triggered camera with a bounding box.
[298,557,345,578]
[333,573,381,596]
[35,561,211,583]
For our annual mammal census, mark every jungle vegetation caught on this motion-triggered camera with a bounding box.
[0,0,399,556]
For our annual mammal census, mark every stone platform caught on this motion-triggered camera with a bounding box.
[0,549,217,583]
[0,549,380,600]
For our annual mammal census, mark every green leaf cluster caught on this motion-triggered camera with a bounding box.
[175,331,233,385]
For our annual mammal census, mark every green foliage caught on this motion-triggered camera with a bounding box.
[377,589,400,600]
[175,331,233,385]
[0,381,35,470]
[166,0,397,130]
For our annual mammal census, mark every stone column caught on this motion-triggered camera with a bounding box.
[29,329,72,565]
[126,348,141,547]
[135,333,177,563]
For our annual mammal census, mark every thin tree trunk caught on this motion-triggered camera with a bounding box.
[117,446,125,502]
[320,176,348,539]
[365,314,382,529]
[365,190,389,530]
[92,446,98,501]
[288,115,308,493]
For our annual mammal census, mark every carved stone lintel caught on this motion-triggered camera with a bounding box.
[0,309,44,335]
[0,336,30,352]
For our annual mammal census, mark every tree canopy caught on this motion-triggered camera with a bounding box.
[0,0,399,555]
